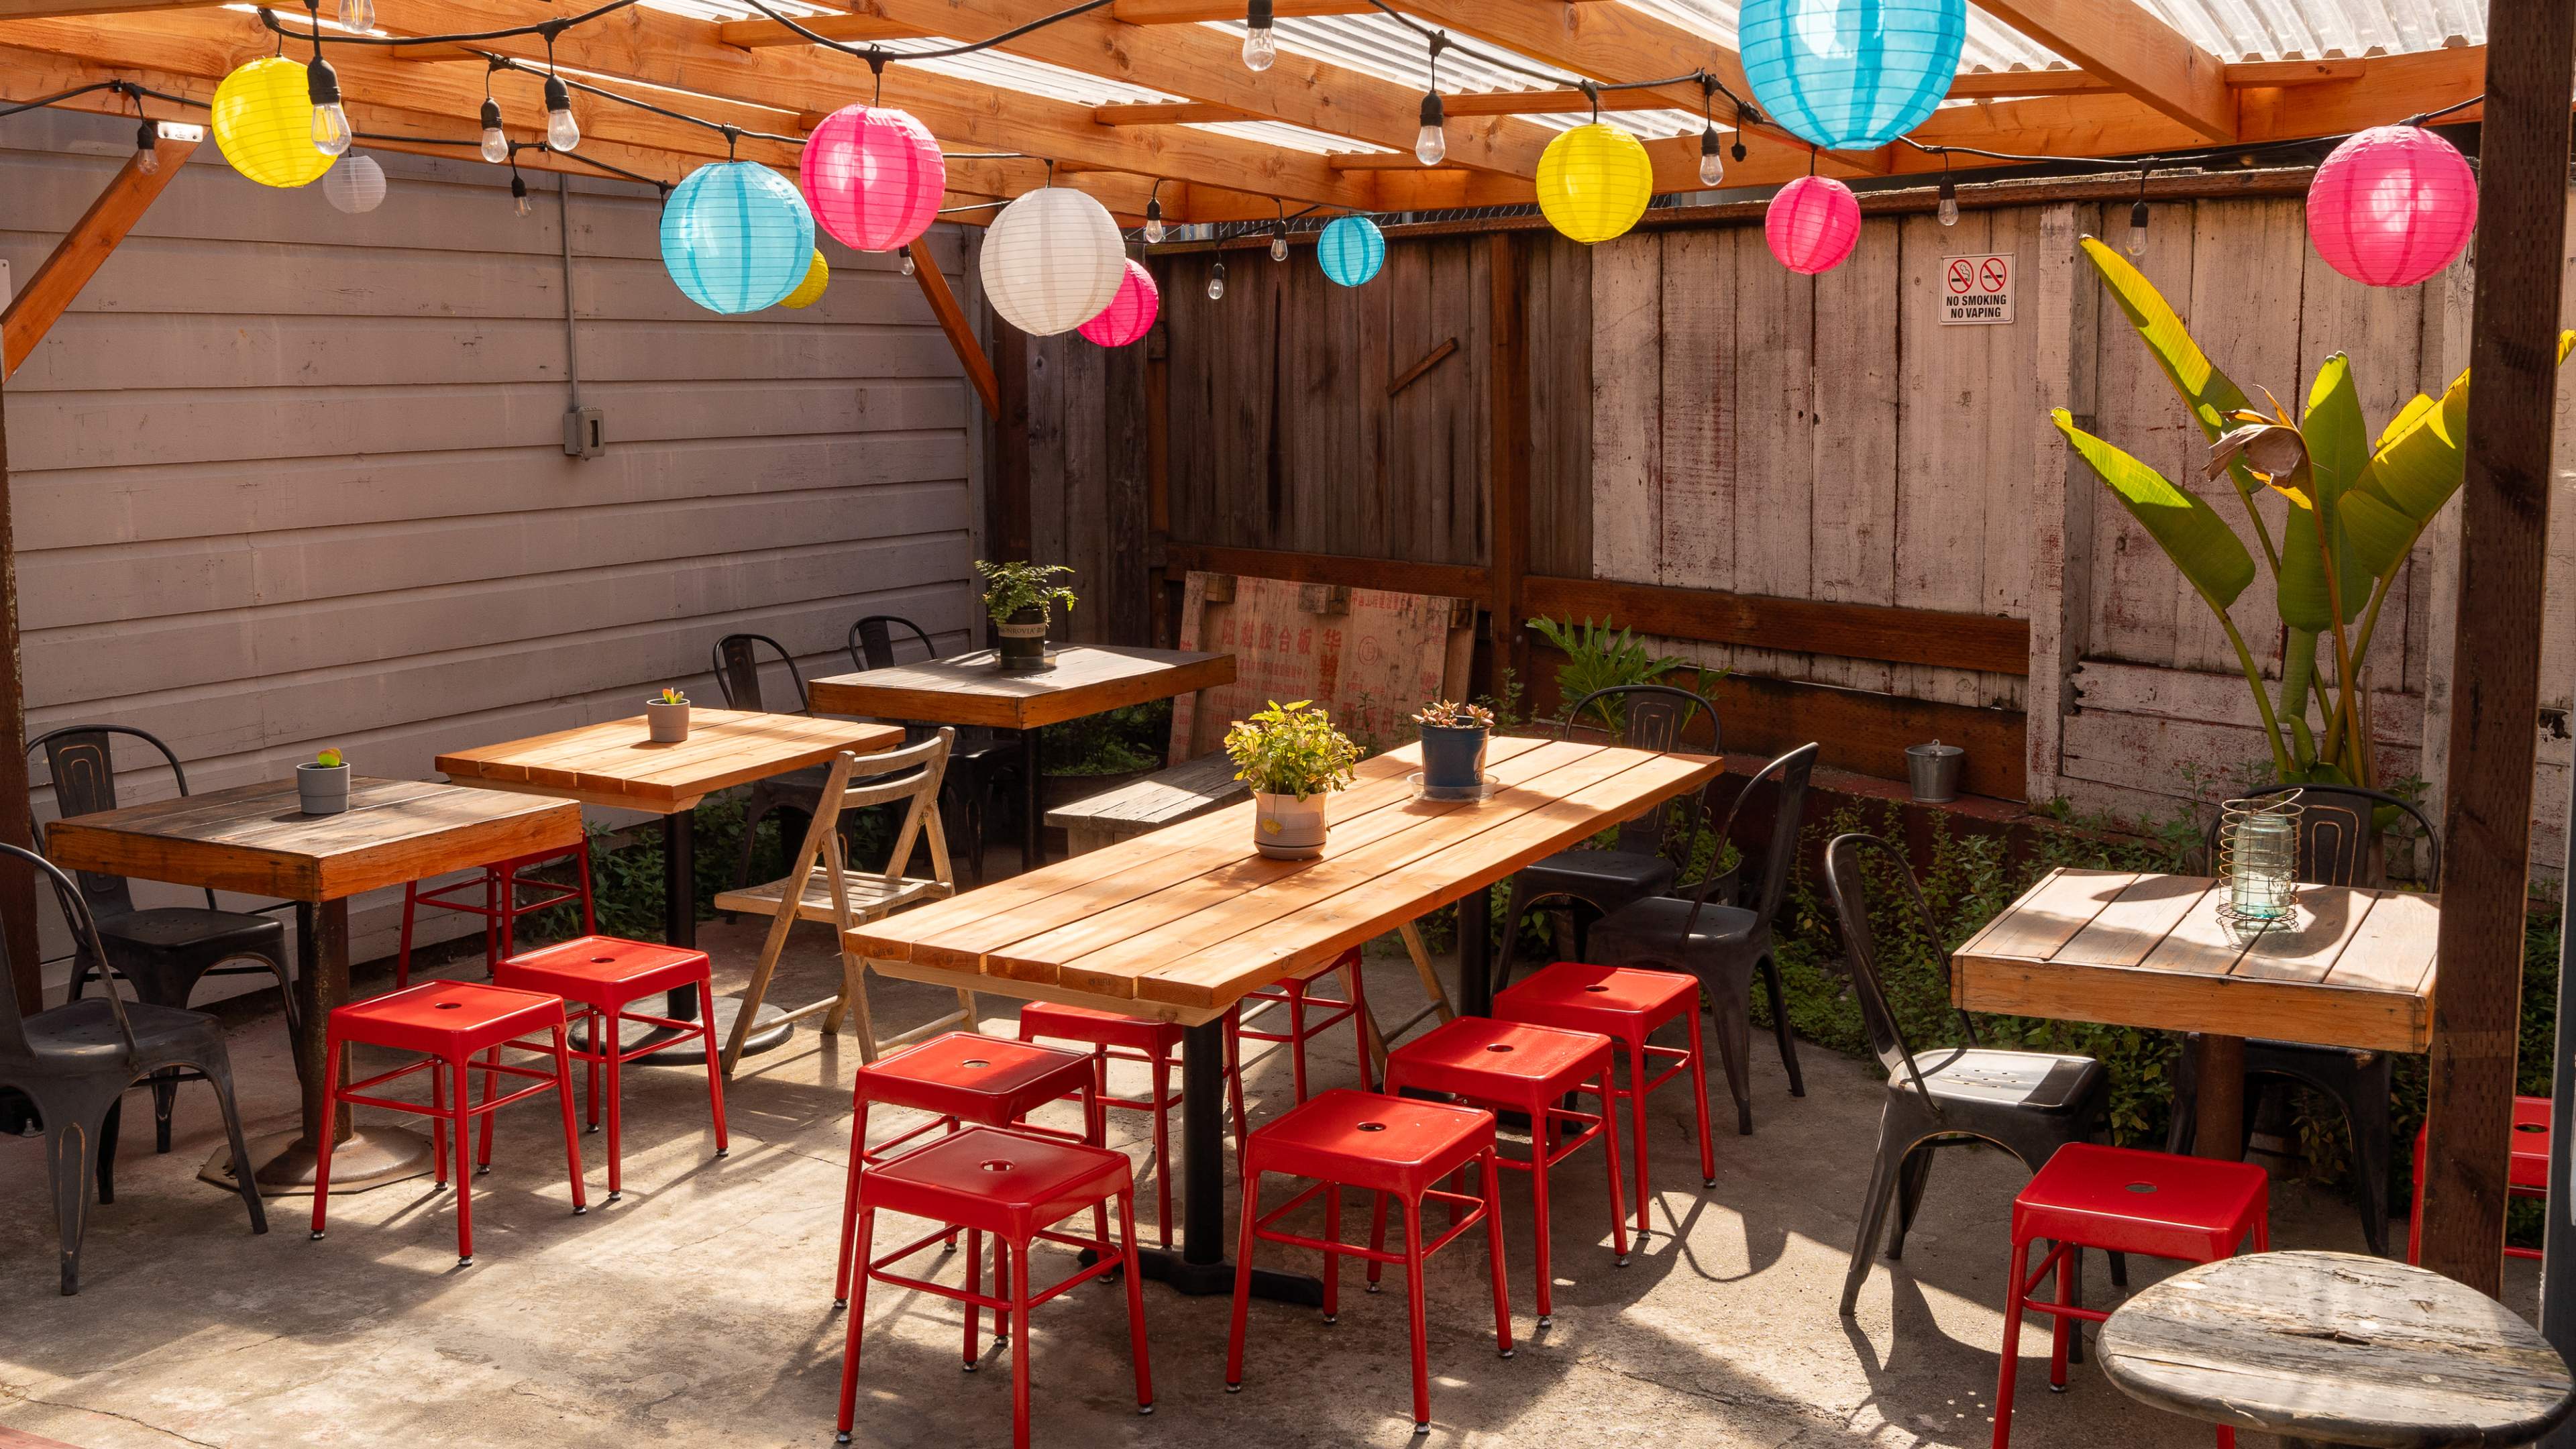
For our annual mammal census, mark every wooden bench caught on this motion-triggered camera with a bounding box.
[1044,749,1248,856]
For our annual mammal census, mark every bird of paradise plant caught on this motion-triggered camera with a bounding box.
[2053,235,2574,788]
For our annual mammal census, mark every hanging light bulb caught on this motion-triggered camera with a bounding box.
[1143,195,1165,246]
[512,168,531,217]
[1937,172,1959,227]
[1698,125,1724,188]
[1207,260,1226,301]
[337,0,375,34]
[307,53,352,157]
[479,97,508,164]
[2127,197,2149,256]
[133,117,160,174]
[1269,226,1289,262]
[1240,0,1275,72]
[1415,91,1446,166]
[543,74,580,152]
[900,250,916,276]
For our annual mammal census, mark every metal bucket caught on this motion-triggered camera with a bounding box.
[1905,740,1964,803]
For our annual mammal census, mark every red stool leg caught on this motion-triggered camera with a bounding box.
[1597,1067,1630,1265]
[833,1099,873,1307]
[480,868,500,977]
[550,1022,588,1216]
[429,1049,447,1190]
[1345,965,1374,1093]
[1148,1042,1175,1248]
[1083,1079,1108,1248]
[694,999,728,1159]
[1401,1193,1431,1432]
[575,837,597,936]
[1532,1112,1556,1324]
[309,1035,345,1239]
[1482,1147,1513,1358]
[988,1232,1008,1351]
[497,862,519,965]
[833,1205,876,1443]
[396,881,419,991]
[451,1052,476,1264]
[1225,1011,1248,1174]
[1993,1234,2033,1449]
[1007,1239,1034,1449]
[1625,1039,1653,1236]
[1322,1183,1342,1323]
[475,1044,498,1171]
[2047,1244,2075,1391]
[583,1008,602,1132]
[1285,978,1310,1102]
[1367,1190,1389,1291]
[603,1007,625,1201]
[1117,1185,1152,1414]
[1225,1168,1261,1391]
[963,1226,984,1370]
[1684,1006,1716,1189]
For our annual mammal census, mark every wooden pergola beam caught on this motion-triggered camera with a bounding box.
[1973,0,2235,142]
[1,131,194,376]
[710,11,926,50]
[0,0,218,14]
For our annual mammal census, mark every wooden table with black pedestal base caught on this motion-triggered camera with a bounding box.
[844,735,1721,1303]
[435,710,904,1063]
[806,644,1234,876]
[1951,869,2438,1159]
[2099,1250,2575,1448]
[43,777,584,1195]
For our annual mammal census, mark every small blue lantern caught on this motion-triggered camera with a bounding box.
[1739,0,1966,151]
[660,161,816,314]
[1316,215,1385,287]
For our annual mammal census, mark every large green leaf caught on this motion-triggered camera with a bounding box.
[2054,410,2256,610]
[2358,331,2576,531]
[2080,237,2263,506]
[2302,354,2367,511]
[2273,362,2371,631]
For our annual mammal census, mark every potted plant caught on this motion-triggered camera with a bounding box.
[1412,698,1494,798]
[977,559,1077,673]
[1224,699,1362,861]
[1524,614,1711,734]
[647,686,691,743]
[297,746,350,816]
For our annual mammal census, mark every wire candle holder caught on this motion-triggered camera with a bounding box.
[2216,790,2303,940]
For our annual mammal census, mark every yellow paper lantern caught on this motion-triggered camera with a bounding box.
[213,57,333,190]
[779,250,829,309]
[1536,122,1653,245]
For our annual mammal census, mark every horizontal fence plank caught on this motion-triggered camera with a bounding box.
[1162,541,1489,601]
[1524,574,2030,676]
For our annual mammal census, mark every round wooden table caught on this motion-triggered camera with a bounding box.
[2098,1250,2575,1448]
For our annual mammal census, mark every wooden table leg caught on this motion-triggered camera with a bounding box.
[2191,1033,2248,1159]
[1020,725,1044,874]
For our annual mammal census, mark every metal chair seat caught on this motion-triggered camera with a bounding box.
[1590,894,1756,949]
[99,905,284,959]
[17,996,232,1067]
[1901,1047,2104,1113]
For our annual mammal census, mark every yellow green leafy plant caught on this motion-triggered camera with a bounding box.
[2055,234,2575,786]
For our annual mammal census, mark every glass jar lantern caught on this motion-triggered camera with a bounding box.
[2218,792,2303,934]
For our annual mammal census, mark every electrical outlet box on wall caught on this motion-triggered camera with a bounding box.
[564,405,604,458]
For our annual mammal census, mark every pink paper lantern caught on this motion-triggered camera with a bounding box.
[2306,125,2476,288]
[798,105,945,253]
[1078,260,1159,347]
[1766,174,1861,274]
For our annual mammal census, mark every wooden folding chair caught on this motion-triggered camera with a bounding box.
[712,729,970,1074]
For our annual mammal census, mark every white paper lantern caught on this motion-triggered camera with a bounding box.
[979,186,1124,337]
[323,153,386,214]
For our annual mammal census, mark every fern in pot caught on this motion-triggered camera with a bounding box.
[977,559,1076,673]
[1226,700,1362,861]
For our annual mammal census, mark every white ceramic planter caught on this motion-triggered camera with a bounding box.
[296,761,351,816]
[646,699,692,743]
[1253,790,1329,860]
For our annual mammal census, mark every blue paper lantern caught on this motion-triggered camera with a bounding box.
[1316,215,1385,286]
[660,161,816,314]
[1739,0,1966,151]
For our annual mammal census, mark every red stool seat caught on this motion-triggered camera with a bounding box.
[1994,1144,2268,1449]
[831,1031,1104,1309]
[1384,1016,1628,1324]
[311,980,587,1265]
[2409,1094,2551,1264]
[1227,1089,1511,1434]
[1017,1000,1246,1249]
[837,1126,1152,1449]
[495,935,728,1203]
[1495,961,1717,1237]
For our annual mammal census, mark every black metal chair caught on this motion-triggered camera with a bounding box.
[30,725,294,1154]
[711,633,839,902]
[0,843,267,1294]
[1492,684,1720,992]
[1588,743,1817,1134]
[1823,832,2118,1320]
[2165,784,2441,1257]
[847,613,1022,883]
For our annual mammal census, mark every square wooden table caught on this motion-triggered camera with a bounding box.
[45,777,584,1193]
[1952,867,2440,1157]
[435,710,902,1059]
[806,645,1234,873]
[847,733,1722,1300]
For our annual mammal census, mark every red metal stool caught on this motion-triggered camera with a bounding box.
[830,1030,1107,1308]
[396,839,595,989]
[1016,1000,1248,1246]
[1994,1143,2269,1449]
[1382,1016,1627,1326]
[1493,961,1717,1238]
[1236,946,1375,1101]
[492,935,727,1202]
[1226,1089,1512,1435]
[2409,1094,2551,1264]
[310,979,588,1265]
[835,1125,1152,1449]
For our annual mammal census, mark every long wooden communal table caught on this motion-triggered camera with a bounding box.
[806,644,1234,875]
[44,777,584,1194]
[845,734,1723,1300]
[435,710,903,1061]
[1953,868,2439,1159]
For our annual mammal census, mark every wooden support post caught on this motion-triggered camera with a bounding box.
[991,315,1033,584]
[906,235,1000,421]
[1,135,195,378]
[2418,15,2576,1294]
[0,370,34,1021]
[1485,232,1530,691]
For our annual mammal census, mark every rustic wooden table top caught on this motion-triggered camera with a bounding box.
[806,645,1235,732]
[1951,867,2439,1053]
[433,710,903,814]
[2098,1250,2574,1448]
[846,734,1722,1023]
[45,776,584,902]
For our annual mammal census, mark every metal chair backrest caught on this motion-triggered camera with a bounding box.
[0,841,129,1060]
[849,614,939,672]
[1682,743,1819,935]
[2198,783,2440,889]
[26,724,211,920]
[1823,832,1978,1114]
[1559,684,1721,856]
[711,633,808,714]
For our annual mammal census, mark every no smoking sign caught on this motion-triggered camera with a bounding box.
[1939,252,2013,325]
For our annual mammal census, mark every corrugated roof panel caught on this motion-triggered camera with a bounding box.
[1620,0,2479,66]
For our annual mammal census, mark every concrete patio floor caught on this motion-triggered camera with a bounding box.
[0,920,2536,1448]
